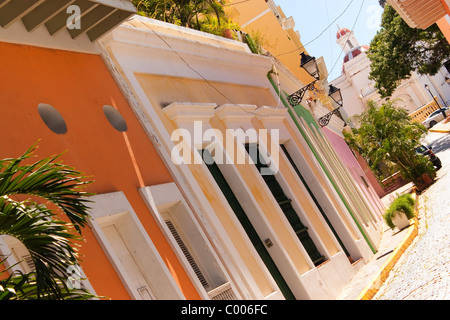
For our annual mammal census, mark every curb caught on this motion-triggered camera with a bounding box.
[356,192,420,300]
[429,129,450,133]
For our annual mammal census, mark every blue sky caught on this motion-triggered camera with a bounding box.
[273,0,383,81]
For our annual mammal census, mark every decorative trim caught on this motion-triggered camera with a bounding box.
[215,104,257,121]
[87,191,186,300]
[163,102,217,123]
[255,106,289,122]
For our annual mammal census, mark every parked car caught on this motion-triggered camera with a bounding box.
[415,145,442,170]
[422,107,449,128]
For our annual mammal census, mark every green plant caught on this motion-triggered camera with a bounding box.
[0,145,95,299]
[383,193,416,229]
[401,193,415,207]
[241,30,268,54]
[200,17,240,38]
[368,4,450,98]
[344,99,434,186]
[133,0,231,34]
[401,151,436,187]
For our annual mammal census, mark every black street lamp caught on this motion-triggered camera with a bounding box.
[328,84,343,107]
[300,51,320,81]
[287,52,347,127]
[425,84,447,118]
[317,84,346,127]
[287,52,320,107]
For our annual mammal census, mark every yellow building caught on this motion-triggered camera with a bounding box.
[226,0,316,86]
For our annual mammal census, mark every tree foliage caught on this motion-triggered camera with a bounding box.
[133,0,234,35]
[368,4,450,98]
[344,100,434,183]
[0,145,95,300]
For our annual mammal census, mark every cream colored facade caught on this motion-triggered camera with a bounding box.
[331,28,450,121]
[97,15,381,299]
[226,0,384,248]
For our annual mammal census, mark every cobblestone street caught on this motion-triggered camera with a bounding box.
[373,132,450,300]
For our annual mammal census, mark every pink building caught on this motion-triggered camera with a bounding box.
[323,127,385,218]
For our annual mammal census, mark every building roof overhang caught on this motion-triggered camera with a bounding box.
[387,0,447,29]
[0,0,136,42]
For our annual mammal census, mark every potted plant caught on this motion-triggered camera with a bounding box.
[383,193,416,230]
[410,154,436,191]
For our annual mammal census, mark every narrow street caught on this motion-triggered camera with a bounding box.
[373,132,450,300]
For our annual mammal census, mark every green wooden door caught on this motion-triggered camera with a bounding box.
[201,150,296,300]
[245,144,325,266]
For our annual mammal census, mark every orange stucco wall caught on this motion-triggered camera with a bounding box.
[437,15,450,44]
[0,41,200,300]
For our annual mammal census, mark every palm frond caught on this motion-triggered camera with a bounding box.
[0,266,98,300]
[0,145,97,299]
[0,144,93,233]
[0,196,87,298]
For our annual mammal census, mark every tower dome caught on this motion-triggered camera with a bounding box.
[335,26,369,64]
[336,27,351,40]
[336,26,359,54]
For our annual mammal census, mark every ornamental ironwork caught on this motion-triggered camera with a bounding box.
[317,108,346,127]
[287,82,317,107]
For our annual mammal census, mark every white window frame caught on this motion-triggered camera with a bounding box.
[161,101,287,300]
[258,106,370,261]
[139,182,240,300]
[87,191,185,300]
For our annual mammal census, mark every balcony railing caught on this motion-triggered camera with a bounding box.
[409,97,443,123]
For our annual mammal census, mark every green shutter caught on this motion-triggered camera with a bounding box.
[245,144,325,266]
[281,145,350,258]
[200,149,296,300]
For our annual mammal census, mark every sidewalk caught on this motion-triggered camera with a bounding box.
[335,123,447,300]
[336,182,418,300]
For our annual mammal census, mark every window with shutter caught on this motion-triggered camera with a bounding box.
[140,183,239,300]
[245,144,325,266]
[280,145,350,258]
[23,255,36,272]
[164,218,210,290]
[201,149,296,300]
[1,235,91,291]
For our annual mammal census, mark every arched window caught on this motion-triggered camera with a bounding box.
[346,40,353,49]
